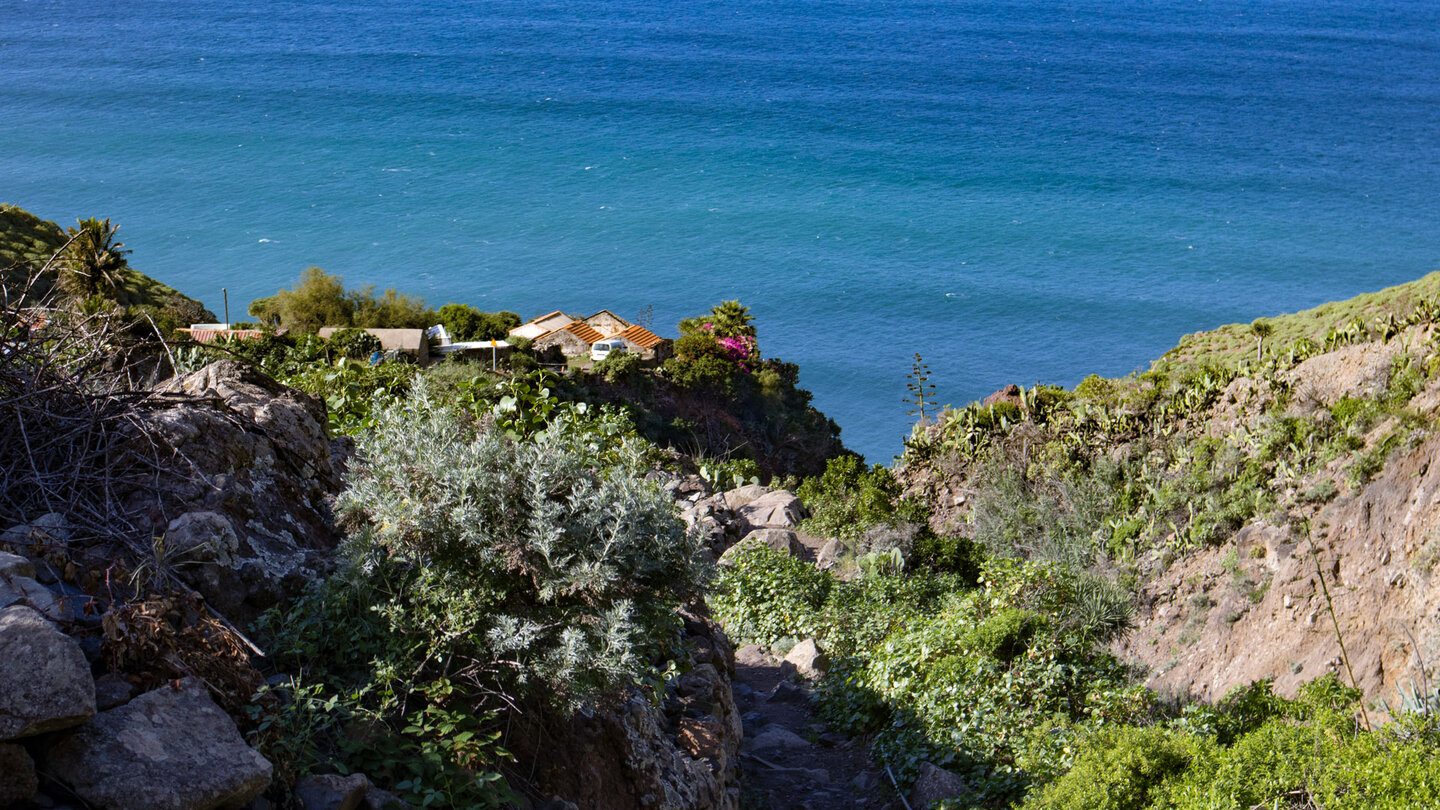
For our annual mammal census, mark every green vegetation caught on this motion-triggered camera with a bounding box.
[0,204,215,331]
[435,302,520,341]
[248,267,435,332]
[254,380,706,806]
[1156,270,1440,377]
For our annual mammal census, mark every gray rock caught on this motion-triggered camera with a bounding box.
[734,644,775,667]
[362,785,408,810]
[47,677,272,810]
[747,726,810,753]
[93,672,137,711]
[0,572,62,620]
[815,538,848,570]
[766,681,804,704]
[0,742,38,805]
[31,513,74,542]
[718,531,802,566]
[849,771,878,793]
[165,512,242,568]
[722,484,772,511]
[294,773,370,810]
[736,490,805,530]
[0,605,95,739]
[0,551,35,579]
[908,762,970,808]
[784,639,828,680]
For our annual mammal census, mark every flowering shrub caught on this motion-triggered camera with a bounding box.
[717,335,759,371]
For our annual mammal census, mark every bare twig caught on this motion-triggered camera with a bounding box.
[885,764,915,810]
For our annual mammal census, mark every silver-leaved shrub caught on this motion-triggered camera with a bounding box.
[338,383,709,706]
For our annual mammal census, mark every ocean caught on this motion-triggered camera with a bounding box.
[3,0,1438,463]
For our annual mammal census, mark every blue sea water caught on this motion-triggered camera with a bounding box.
[3,0,1439,462]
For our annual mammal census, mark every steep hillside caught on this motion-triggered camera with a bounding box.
[0,203,213,320]
[899,273,1440,704]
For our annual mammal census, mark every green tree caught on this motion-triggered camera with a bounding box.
[437,303,520,341]
[352,286,433,329]
[261,267,356,333]
[1251,318,1274,362]
[709,300,756,338]
[59,218,130,299]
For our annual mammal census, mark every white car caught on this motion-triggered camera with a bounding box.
[590,338,629,362]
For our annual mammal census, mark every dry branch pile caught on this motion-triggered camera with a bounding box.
[0,271,178,552]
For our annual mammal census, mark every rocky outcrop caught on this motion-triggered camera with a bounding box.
[1119,423,1440,703]
[0,604,95,739]
[719,529,803,565]
[520,611,742,810]
[783,639,827,680]
[294,773,371,810]
[47,677,272,810]
[735,490,804,532]
[124,360,344,622]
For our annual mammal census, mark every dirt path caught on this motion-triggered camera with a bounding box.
[732,644,900,810]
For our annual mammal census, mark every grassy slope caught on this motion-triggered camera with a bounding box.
[1156,271,1440,374]
[0,203,210,314]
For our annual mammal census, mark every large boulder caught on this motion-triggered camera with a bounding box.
[123,360,345,623]
[722,484,771,512]
[0,570,63,621]
[783,639,828,680]
[909,762,970,808]
[735,490,804,530]
[47,677,272,810]
[294,773,370,810]
[723,529,803,564]
[0,605,95,739]
[0,551,34,578]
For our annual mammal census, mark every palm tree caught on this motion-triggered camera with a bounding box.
[709,300,756,338]
[60,218,130,299]
[1250,318,1274,363]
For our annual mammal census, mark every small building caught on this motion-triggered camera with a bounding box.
[178,324,270,343]
[533,321,604,358]
[613,324,673,361]
[509,310,581,342]
[317,327,430,364]
[583,310,633,338]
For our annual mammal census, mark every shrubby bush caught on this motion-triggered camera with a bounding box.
[255,382,708,804]
[339,383,708,702]
[436,303,520,341]
[325,326,383,359]
[794,454,928,539]
[594,349,642,384]
[248,267,435,333]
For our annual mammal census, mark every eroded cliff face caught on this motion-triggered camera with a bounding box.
[897,316,1440,706]
[1119,422,1440,704]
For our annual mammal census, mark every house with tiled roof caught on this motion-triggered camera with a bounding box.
[508,310,581,341]
[583,309,632,338]
[613,324,673,361]
[511,308,673,361]
[533,320,606,358]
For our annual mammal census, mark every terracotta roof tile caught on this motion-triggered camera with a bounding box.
[615,324,667,349]
[564,321,604,344]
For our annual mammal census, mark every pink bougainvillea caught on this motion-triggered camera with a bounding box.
[718,335,759,372]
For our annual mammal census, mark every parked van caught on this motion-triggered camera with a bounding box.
[590,338,629,362]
